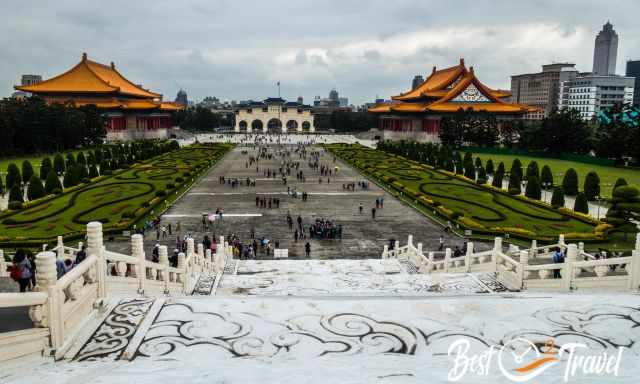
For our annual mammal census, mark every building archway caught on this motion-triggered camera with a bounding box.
[251,119,264,132]
[286,120,298,132]
[267,118,283,133]
[239,120,248,132]
[302,121,311,131]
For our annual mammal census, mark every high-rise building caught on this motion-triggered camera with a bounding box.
[593,21,619,75]
[411,75,424,90]
[625,60,640,107]
[21,74,42,86]
[558,74,634,120]
[175,89,188,106]
[510,63,578,119]
[297,96,303,104]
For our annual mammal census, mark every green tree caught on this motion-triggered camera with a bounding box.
[606,186,640,240]
[540,165,553,189]
[21,160,34,183]
[496,161,505,175]
[76,152,87,167]
[474,157,482,168]
[27,174,45,200]
[45,169,62,194]
[536,109,593,154]
[583,171,601,201]
[464,162,476,180]
[53,153,65,174]
[525,175,542,200]
[6,163,21,189]
[562,168,579,196]
[485,159,494,175]
[551,186,565,208]
[65,153,76,169]
[573,192,589,214]
[40,157,52,180]
[8,184,23,203]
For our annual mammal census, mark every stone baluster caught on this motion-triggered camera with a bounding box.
[382,245,388,259]
[444,248,451,272]
[465,242,474,272]
[562,244,577,291]
[197,243,205,270]
[416,243,423,270]
[407,235,413,248]
[56,236,64,260]
[0,250,6,277]
[36,251,63,349]
[205,249,212,272]
[529,240,537,259]
[518,250,529,287]
[187,238,195,262]
[86,222,105,300]
[159,245,169,282]
[394,241,400,259]
[559,234,566,247]
[130,235,144,293]
[177,252,186,283]
[492,237,502,272]
[629,233,640,290]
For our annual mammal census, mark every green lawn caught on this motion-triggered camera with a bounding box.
[0,148,94,176]
[328,144,601,243]
[467,152,640,198]
[0,144,232,244]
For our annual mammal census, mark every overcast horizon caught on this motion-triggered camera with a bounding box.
[1,0,639,105]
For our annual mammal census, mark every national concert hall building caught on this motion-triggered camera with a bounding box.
[369,59,535,142]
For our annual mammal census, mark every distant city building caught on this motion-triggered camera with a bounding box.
[510,63,578,119]
[297,96,303,104]
[175,89,188,106]
[234,97,314,133]
[21,74,42,86]
[593,21,619,75]
[411,75,424,90]
[313,89,351,113]
[626,60,640,107]
[558,74,634,120]
[338,97,348,107]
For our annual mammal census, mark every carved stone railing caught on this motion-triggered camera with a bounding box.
[387,233,640,293]
[0,221,228,361]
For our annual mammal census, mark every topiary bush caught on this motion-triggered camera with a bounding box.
[27,174,45,200]
[562,168,579,196]
[525,175,541,200]
[40,157,52,180]
[583,171,600,201]
[8,184,23,203]
[166,183,175,189]
[6,163,21,190]
[525,161,539,181]
[573,192,589,214]
[540,165,553,189]
[175,177,184,183]
[485,159,494,175]
[476,166,487,184]
[508,172,521,195]
[53,153,66,174]
[492,171,503,188]
[155,189,166,197]
[52,188,62,195]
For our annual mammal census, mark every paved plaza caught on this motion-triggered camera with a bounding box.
[109,143,479,259]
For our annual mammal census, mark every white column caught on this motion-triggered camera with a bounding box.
[407,235,413,248]
[559,234,566,247]
[86,222,106,299]
[562,244,577,292]
[444,248,452,272]
[630,234,640,290]
[36,251,63,349]
[492,237,502,272]
[159,246,169,281]
[56,236,64,260]
[518,249,529,289]
[131,234,146,294]
[529,240,537,259]
[205,249,212,272]
[465,242,474,272]
[382,245,388,259]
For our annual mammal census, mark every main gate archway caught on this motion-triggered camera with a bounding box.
[286,120,298,132]
[251,119,263,132]
[267,118,283,133]
[302,121,311,131]
[239,120,248,132]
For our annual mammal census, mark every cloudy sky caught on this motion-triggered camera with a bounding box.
[1,0,638,105]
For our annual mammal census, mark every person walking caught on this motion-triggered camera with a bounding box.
[359,203,363,214]
[10,250,32,293]
[552,247,564,279]
[371,207,376,219]
[305,242,311,258]
[438,236,444,251]
[294,229,299,242]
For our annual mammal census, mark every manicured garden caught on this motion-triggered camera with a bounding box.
[327,144,609,243]
[0,143,232,246]
[468,151,640,198]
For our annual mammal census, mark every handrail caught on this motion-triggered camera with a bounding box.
[56,255,97,290]
[0,292,48,308]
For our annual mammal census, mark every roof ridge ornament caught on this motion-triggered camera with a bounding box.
[459,57,465,66]
[110,62,115,69]
[432,66,437,74]
[82,52,88,61]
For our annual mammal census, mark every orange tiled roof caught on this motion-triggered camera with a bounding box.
[15,53,161,98]
[69,97,184,111]
[369,59,534,114]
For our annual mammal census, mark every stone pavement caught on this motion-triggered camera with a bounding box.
[108,145,484,259]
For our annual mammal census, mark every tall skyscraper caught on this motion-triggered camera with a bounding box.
[625,60,640,107]
[411,75,424,89]
[175,89,188,106]
[592,21,619,75]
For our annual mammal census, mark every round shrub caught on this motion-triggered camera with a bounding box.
[525,175,541,200]
[27,175,45,200]
[175,177,184,183]
[45,170,62,194]
[155,189,166,197]
[166,183,175,190]
[40,158,52,180]
[551,186,565,208]
[6,163,21,190]
[583,171,600,201]
[9,184,23,203]
[540,165,553,189]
